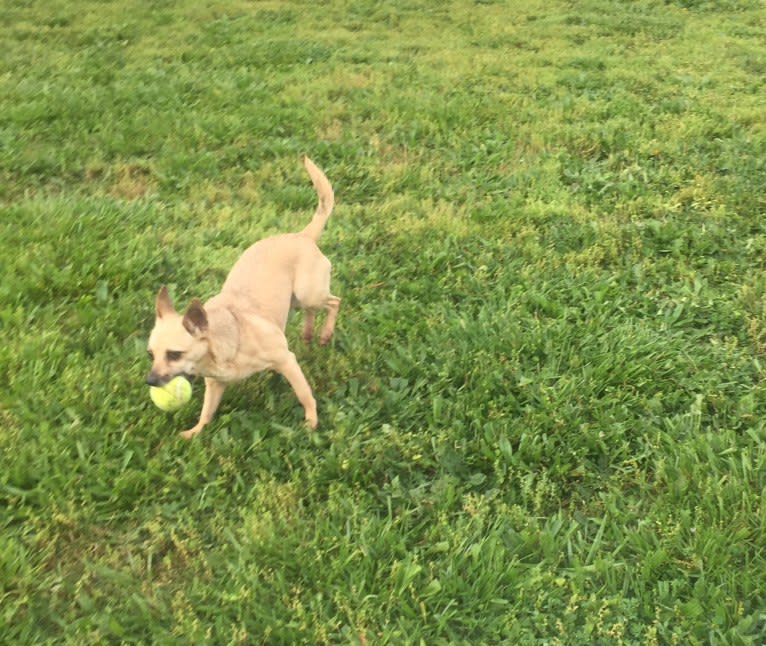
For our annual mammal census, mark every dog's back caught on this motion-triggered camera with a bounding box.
[220,233,322,330]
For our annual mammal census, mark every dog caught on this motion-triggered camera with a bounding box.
[146,156,339,439]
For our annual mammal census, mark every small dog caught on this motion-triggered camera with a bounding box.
[146,156,339,439]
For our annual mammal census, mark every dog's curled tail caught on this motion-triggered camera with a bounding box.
[300,156,335,241]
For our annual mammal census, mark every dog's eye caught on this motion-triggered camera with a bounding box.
[166,350,184,362]
[147,350,154,360]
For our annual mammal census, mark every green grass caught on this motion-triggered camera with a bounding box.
[2,0,766,643]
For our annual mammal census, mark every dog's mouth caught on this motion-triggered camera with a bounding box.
[145,372,191,387]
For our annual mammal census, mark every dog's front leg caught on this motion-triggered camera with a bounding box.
[180,377,226,439]
[274,352,318,428]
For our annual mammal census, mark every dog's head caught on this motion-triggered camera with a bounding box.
[146,286,209,386]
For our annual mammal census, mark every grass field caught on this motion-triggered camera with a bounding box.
[2,0,766,643]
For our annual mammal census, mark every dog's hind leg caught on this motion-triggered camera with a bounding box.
[319,295,340,345]
[294,252,339,345]
[301,309,315,343]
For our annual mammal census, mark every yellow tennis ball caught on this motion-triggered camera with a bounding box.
[149,376,192,412]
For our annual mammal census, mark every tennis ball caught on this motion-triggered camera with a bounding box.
[149,376,192,412]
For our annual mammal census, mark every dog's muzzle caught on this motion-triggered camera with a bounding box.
[146,372,191,386]
[145,372,168,387]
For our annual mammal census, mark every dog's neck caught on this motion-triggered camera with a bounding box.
[197,303,241,370]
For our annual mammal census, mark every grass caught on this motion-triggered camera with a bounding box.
[2,0,766,642]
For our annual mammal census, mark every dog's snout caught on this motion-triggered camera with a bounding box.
[146,372,163,387]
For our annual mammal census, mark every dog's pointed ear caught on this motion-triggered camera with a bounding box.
[155,285,175,319]
[182,298,208,336]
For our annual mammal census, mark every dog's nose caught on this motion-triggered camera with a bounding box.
[146,372,162,387]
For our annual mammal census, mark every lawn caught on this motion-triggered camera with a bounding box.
[2,0,766,643]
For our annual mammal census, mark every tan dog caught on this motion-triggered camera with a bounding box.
[146,156,339,439]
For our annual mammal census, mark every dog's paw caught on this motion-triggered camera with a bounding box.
[305,412,318,429]
[179,428,201,440]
